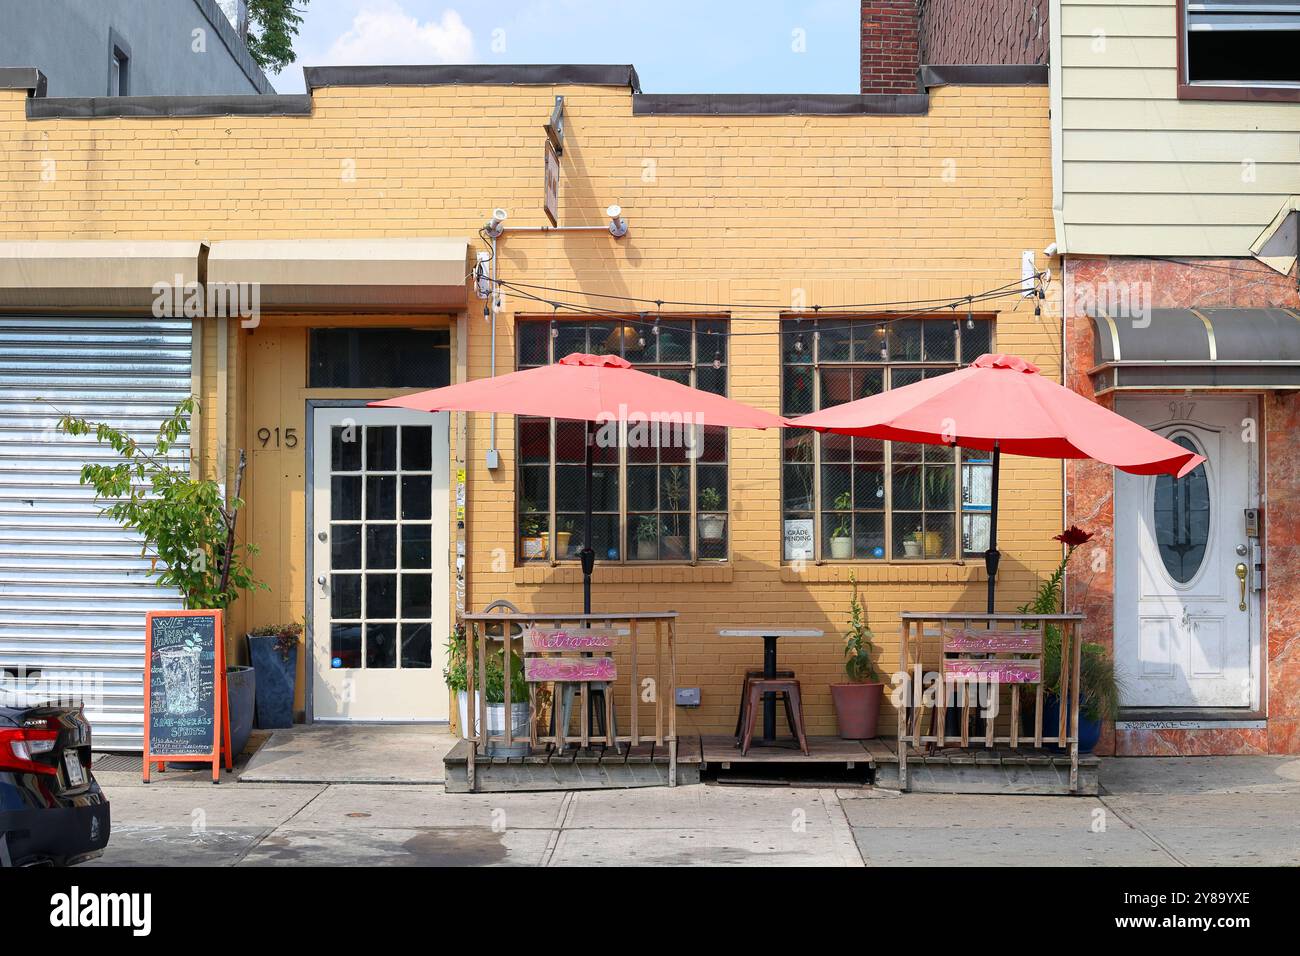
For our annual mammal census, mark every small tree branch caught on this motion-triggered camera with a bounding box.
[217,449,248,604]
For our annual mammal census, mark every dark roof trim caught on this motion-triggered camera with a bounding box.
[193,0,274,94]
[632,93,929,116]
[303,64,642,93]
[27,94,312,119]
[0,67,47,97]
[921,64,1049,88]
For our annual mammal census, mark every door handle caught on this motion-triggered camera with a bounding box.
[1235,563,1248,611]
[317,575,327,588]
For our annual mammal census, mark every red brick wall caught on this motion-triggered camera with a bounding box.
[860,1,921,94]
[917,0,1048,65]
[1062,255,1300,756]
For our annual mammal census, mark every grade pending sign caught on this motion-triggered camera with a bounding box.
[142,609,232,783]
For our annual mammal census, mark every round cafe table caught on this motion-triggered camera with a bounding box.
[719,628,825,744]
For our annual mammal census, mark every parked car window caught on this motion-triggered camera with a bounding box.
[515,317,729,564]
[779,315,994,562]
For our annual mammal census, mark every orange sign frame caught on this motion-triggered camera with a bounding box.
[142,609,233,784]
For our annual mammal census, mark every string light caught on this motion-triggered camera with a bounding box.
[966,296,974,331]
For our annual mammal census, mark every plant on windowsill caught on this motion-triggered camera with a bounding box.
[555,517,576,558]
[56,397,266,749]
[519,499,548,560]
[445,625,530,752]
[634,514,659,561]
[662,467,689,559]
[698,486,727,543]
[245,621,303,730]
[830,491,854,560]
[1017,525,1125,753]
[830,572,884,739]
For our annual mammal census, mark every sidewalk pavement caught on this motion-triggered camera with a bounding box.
[86,728,1300,867]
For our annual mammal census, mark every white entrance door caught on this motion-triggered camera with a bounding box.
[311,407,450,721]
[1115,397,1259,709]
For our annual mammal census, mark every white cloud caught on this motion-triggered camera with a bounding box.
[325,3,474,65]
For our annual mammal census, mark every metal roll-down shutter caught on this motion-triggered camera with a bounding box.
[0,315,192,751]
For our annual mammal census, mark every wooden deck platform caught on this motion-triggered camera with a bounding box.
[444,738,697,793]
[444,735,1099,794]
[865,739,1100,795]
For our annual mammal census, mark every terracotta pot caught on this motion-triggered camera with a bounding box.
[830,682,883,739]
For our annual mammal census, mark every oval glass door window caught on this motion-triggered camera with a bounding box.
[1152,435,1210,584]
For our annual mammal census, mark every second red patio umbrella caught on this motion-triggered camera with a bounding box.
[788,353,1204,612]
[372,352,783,613]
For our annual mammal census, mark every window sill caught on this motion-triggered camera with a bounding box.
[779,563,980,584]
[514,564,734,585]
[1177,82,1300,104]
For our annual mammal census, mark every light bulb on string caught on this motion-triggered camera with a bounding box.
[966,297,974,331]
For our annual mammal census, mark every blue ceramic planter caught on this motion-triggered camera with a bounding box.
[225,665,255,755]
[248,634,297,730]
[1037,693,1102,754]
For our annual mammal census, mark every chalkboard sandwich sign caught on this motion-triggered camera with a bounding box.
[143,610,233,783]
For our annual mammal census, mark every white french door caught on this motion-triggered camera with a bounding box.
[1114,396,1259,710]
[310,406,450,721]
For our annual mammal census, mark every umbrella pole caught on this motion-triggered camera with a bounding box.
[985,441,1002,615]
[580,418,595,616]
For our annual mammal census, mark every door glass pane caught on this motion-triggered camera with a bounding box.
[332,427,361,471]
[366,426,398,471]
[402,426,432,471]
[366,623,397,668]
[331,524,362,569]
[1154,435,1210,584]
[401,624,432,669]
[365,525,397,569]
[402,525,432,568]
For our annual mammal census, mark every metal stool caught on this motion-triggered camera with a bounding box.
[739,678,809,756]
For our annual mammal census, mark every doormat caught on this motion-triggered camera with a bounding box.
[91,752,143,772]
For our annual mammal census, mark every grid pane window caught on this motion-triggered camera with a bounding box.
[328,424,436,670]
[516,318,729,563]
[780,316,993,562]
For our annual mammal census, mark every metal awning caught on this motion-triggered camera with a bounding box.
[206,238,469,311]
[1089,308,1300,393]
[0,240,203,310]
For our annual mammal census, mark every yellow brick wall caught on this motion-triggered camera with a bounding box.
[0,82,1059,735]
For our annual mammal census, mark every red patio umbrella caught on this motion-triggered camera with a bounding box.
[788,353,1204,613]
[372,352,783,612]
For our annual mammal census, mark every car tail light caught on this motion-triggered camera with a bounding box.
[0,723,60,775]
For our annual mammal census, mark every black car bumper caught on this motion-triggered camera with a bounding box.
[0,798,111,866]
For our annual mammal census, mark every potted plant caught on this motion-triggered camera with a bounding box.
[445,626,530,756]
[698,486,727,542]
[57,398,265,756]
[1018,526,1124,753]
[555,517,575,557]
[246,622,302,730]
[830,573,884,738]
[829,491,853,559]
[662,468,689,558]
[635,515,659,560]
[518,500,547,560]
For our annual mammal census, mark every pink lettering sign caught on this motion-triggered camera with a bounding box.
[943,629,1042,653]
[943,659,1041,684]
[522,627,617,653]
[524,656,617,683]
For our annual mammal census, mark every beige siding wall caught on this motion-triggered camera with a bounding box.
[1056,0,1300,255]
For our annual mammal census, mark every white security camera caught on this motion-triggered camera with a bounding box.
[1044,242,1059,257]
[485,208,508,238]
[606,204,628,238]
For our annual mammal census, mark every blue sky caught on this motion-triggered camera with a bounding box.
[268,0,860,94]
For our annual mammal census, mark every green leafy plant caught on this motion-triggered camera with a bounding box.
[248,621,302,662]
[699,486,723,512]
[245,0,309,74]
[1018,526,1124,721]
[842,572,882,683]
[444,626,528,703]
[635,515,659,543]
[832,490,853,539]
[56,398,265,611]
[519,499,545,537]
[664,466,686,513]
